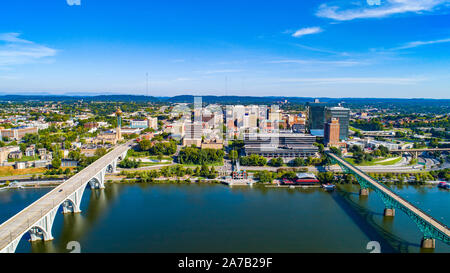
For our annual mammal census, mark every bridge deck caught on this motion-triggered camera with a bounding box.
[0,141,132,250]
[327,152,450,238]
[390,148,450,152]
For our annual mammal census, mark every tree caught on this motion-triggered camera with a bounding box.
[157,153,163,162]
[51,158,62,169]
[317,172,334,183]
[95,148,107,157]
[292,157,305,167]
[239,154,267,166]
[329,147,342,157]
[268,157,283,167]
[139,139,152,151]
[119,158,141,168]
[229,150,239,162]
[200,164,209,177]
[255,170,274,183]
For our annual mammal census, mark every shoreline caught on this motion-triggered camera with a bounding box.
[0,178,443,190]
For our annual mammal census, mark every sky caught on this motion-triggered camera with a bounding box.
[0,0,450,98]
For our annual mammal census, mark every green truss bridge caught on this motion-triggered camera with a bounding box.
[326,151,450,249]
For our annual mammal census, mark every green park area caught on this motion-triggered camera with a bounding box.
[345,156,402,166]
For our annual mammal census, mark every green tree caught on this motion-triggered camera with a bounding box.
[229,150,239,162]
[51,158,62,169]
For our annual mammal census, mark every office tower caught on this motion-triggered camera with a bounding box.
[325,106,350,140]
[307,100,327,136]
[324,118,340,145]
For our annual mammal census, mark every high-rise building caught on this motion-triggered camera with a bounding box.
[147,117,158,130]
[324,118,340,146]
[325,106,350,140]
[183,121,202,147]
[307,100,327,136]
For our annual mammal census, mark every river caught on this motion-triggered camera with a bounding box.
[0,183,448,253]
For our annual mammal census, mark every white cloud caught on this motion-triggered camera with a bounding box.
[394,37,450,49]
[0,33,33,44]
[0,33,57,66]
[267,59,364,66]
[291,27,323,38]
[278,77,426,85]
[317,0,449,21]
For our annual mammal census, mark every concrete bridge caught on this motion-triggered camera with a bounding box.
[327,151,450,249]
[390,148,450,159]
[0,141,133,253]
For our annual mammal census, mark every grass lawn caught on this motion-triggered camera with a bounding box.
[345,156,402,166]
[148,155,173,161]
[8,155,39,162]
[0,166,47,177]
[139,162,172,166]
[374,157,403,165]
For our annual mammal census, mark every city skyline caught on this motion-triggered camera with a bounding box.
[1,0,450,98]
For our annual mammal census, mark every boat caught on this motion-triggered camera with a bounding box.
[437,182,450,190]
[322,184,336,191]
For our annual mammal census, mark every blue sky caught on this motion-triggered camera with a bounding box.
[0,0,450,98]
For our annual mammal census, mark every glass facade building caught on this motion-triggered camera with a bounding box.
[325,107,350,140]
[307,102,327,131]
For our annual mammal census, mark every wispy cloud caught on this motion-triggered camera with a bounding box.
[0,33,33,44]
[277,77,426,85]
[199,69,243,74]
[267,59,364,66]
[292,43,349,56]
[393,37,450,50]
[0,32,57,66]
[316,0,449,21]
[291,27,323,38]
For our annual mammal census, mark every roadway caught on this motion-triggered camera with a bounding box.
[0,141,133,251]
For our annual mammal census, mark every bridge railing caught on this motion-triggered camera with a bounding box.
[327,152,450,232]
[0,142,132,250]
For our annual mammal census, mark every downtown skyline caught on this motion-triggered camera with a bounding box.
[1,0,450,98]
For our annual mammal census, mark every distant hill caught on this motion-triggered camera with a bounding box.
[0,94,164,102]
[0,94,448,107]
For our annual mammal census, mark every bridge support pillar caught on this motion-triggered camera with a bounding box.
[89,169,106,189]
[383,208,395,217]
[62,200,81,214]
[359,188,369,196]
[28,207,58,242]
[421,238,435,249]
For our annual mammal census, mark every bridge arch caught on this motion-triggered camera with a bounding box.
[28,224,52,242]
[0,141,133,253]
[62,198,79,214]
[105,160,118,174]
[88,177,103,189]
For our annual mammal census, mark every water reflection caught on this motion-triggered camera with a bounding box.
[2,183,448,253]
[27,184,123,253]
[335,185,424,253]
